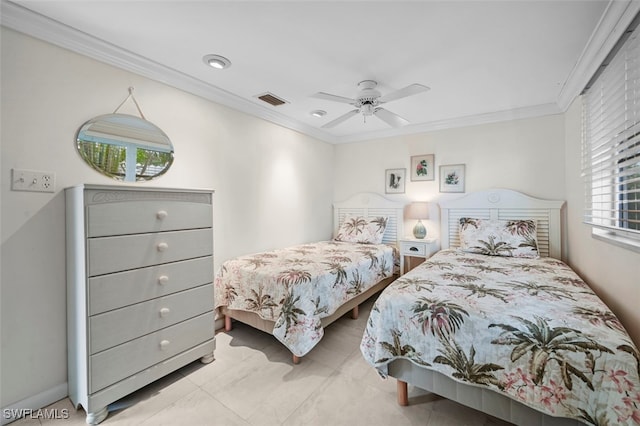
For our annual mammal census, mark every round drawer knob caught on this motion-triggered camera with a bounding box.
[156,210,168,220]
[157,275,169,285]
[159,307,171,317]
[159,340,170,349]
[157,242,169,252]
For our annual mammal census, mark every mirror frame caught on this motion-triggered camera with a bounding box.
[75,113,174,182]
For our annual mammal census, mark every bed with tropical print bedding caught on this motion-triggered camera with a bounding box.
[215,239,398,357]
[361,249,640,425]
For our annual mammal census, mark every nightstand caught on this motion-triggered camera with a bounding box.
[399,238,439,274]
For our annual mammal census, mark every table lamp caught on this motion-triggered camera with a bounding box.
[407,202,429,239]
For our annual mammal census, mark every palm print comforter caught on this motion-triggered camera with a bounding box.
[361,249,640,425]
[215,241,398,357]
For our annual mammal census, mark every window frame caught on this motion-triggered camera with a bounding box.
[581,13,640,252]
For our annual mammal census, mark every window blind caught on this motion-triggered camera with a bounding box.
[582,18,640,239]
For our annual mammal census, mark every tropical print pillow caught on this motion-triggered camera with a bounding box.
[459,218,539,258]
[335,215,388,244]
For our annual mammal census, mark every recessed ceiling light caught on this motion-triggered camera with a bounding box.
[202,54,231,70]
[310,110,326,118]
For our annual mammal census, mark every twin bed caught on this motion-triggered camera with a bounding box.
[214,189,640,425]
[362,189,640,426]
[214,192,404,363]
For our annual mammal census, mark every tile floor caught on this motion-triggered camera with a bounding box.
[13,298,511,426]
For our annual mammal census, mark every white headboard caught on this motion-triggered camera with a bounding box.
[333,192,404,246]
[439,189,565,259]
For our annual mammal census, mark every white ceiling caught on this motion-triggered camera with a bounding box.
[2,1,637,143]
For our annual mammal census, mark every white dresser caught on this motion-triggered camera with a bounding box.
[66,185,215,424]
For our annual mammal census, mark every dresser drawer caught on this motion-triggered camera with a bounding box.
[90,284,214,354]
[88,228,213,276]
[90,312,214,393]
[400,241,427,256]
[87,200,212,237]
[88,256,213,315]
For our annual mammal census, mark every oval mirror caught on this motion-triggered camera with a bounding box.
[76,113,174,182]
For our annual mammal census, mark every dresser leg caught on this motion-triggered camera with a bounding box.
[200,352,215,364]
[86,406,108,425]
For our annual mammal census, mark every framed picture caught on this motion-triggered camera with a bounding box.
[385,168,406,194]
[410,154,435,181]
[439,164,465,193]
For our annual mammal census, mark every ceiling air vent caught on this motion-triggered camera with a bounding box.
[255,92,288,106]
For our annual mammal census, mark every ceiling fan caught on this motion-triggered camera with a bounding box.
[312,80,429,129]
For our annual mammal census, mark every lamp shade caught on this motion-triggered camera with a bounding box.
[406,202,429,220]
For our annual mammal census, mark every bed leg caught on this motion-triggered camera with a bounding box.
[397,380,409,406]
[292,355,301,364]
[351,305,359,319]
[224,315,232,332]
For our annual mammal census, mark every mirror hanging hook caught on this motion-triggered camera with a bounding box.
[113,87,146,120]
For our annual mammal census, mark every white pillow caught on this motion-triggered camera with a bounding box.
[335,215,388,244]
[459,218,539,258]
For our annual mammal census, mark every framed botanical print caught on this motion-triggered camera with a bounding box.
[439,164,465,193]
[410,154,435,181]
[385,168,406,194]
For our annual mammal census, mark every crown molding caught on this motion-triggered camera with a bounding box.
[557,0,640,111]
[332,103,561,144]
[2,0,632,145]
[0,1,338,144]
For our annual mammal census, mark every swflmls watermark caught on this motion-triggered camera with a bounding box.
[3,408,70,420]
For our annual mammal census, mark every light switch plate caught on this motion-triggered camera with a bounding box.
[11,168,56,193]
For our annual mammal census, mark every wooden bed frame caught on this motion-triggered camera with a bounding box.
[388,189,582,425]
[222,192,404,364]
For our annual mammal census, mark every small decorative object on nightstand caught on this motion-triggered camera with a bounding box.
[399,237,439,274]
[406,201,429,239]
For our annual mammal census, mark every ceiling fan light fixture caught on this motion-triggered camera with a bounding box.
[310,110,326,118]
[361,103,375,116]
[203,54,231,69]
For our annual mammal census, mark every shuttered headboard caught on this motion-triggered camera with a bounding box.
[333,192,404,246]
[439,189,565,259]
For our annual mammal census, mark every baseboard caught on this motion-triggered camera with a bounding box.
[1,383,68,425]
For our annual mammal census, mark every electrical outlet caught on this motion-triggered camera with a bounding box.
[11,169,56,193]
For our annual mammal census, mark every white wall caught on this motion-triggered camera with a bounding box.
[333,114,567,241]
[0,28,334,411]
[564,98,640,346]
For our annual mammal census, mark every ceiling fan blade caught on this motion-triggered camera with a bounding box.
[312,92,356,104]
[321,109,360,128]
[374,108,409,128]
[378,83,430,103]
